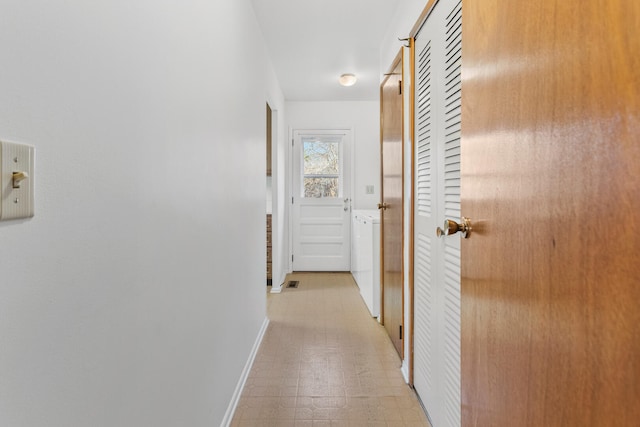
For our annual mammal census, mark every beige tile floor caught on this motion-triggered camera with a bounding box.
[231,272,431,427]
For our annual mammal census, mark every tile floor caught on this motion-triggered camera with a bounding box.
[231,272,431,427]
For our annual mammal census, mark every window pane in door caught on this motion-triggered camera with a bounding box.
[303,140,339,175]
[304,177,338,198]
[302,137,341,198]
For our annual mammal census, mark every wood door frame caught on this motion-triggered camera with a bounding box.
[380,50,405,358]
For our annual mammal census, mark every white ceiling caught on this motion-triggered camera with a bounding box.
[251,0,401,101]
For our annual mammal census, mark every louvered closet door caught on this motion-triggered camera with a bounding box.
[413,0,462,426]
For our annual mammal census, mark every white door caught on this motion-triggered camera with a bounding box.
[413,0,462,426]
[291,130,351,271]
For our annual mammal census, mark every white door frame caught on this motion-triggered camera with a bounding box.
[288,128,354,272]
[268,107,282,293]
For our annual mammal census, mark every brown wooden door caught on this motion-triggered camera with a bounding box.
[380,54,404,357]
[461,1,640,425]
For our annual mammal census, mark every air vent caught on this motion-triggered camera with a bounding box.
[286,281,299,288]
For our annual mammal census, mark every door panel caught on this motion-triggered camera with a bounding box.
[461,0,640,425]
[412,0,462,426]
[380,56,404,357]
[292,130,351,271]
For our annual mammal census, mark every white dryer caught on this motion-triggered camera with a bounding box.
[351,210,380,318]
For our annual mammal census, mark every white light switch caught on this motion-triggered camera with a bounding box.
[0,140,35,221]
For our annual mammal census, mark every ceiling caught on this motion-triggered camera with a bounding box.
[251,0,400,102]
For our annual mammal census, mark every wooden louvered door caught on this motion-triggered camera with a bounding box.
[412,0,462,426]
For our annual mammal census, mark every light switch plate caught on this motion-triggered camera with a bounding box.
[0,140,35,221]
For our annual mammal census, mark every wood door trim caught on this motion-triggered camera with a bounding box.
[378,82,384,325]
[400,48,406,361]
[409,0,438,39]
[407,37,416,387]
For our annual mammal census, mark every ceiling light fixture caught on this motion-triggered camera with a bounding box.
[339,73,357,87]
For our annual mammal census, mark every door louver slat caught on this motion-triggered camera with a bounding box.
[416,41,433,217]
[442,2,462,427]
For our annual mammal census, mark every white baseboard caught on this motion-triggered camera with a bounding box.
[270,285,283,293]
[401,359,410,384]
[219,317,270,427]
[270,271,288,294]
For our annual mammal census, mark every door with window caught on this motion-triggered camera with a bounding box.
[292,130,351,271]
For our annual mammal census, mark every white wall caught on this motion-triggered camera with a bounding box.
[380,0,429,76]
[286,101,380,211]
[0,1,281,426]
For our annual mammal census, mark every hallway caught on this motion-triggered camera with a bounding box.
[231,273,430,426]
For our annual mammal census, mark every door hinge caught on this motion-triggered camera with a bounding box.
[292,138,294,146]
[398,80,402,95]
[292,254,294,262]
[292,197,294,204]
[399,325,403,340]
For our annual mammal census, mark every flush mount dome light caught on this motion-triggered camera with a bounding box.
[339,73,357,86]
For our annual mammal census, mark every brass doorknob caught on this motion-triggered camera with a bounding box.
[377,202,389,210]
[436,217,472,238]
